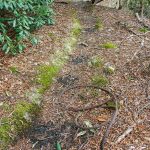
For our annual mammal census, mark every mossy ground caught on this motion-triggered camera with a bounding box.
[0,101,40,149]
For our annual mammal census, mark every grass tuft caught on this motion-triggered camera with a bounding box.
[94,18,103,30]
[101,42,117,49]
[139,27,150,33]
[9,66,19,74]
[91,75,109,87]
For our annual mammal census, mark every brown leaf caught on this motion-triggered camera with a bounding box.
[97,115,108,122]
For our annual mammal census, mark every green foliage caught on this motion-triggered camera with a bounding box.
[9,66,19,74]
[37,65,59,92]
[91,75,109,87]
[106,101,120,109]
[0,0,54,55]
[56,142,62,150]
[101,42,117,49]
[139,27,150,33]
[0,118,12,147]
[127,0,150,18]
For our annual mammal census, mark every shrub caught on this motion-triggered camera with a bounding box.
[0,0,54,55]
[127,0,150,18]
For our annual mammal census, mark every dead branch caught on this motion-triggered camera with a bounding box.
[59,85,118,150]
[115,120,143,144]
[100,99,118,150]
[67,99,111,112]
[55,1,69,4]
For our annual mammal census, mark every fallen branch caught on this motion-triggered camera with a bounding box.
[60,85,118,150]
[55,1,69,4]
[100,99,118,150]
[67,99,111,112]
[115,120,143,144]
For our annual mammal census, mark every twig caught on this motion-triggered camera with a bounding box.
[59,85,118,150]
[115,120,143,144]
[145,79,150,99]
[60,85,116,99]
[100,99,118,150]
[67,99,111,112]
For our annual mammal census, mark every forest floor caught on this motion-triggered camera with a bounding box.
[1,1,150,150]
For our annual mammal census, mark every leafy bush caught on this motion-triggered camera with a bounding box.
[0,0,54,55]
[127,0,150,18]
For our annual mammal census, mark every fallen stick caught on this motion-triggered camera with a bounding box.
[115,120,143,144]
[59,85,118,150]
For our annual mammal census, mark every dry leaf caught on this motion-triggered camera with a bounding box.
[97,115,108,122]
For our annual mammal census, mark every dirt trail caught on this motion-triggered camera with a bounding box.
[10,2,150,150]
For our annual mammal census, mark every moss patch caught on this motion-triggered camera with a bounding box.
[36,65,59,93]
[0,101,40,149]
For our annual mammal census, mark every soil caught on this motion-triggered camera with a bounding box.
[1,1,150,150]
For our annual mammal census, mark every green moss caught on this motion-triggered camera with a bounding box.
[36,65,59,92]
[101,42,117,49]
[0,101,40,149]
[91,75,109,87]
[94,18,103,30]
[0,118,12,147]
[9,66,19,74]
[12,101,40,132]
[88,56,103,68]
